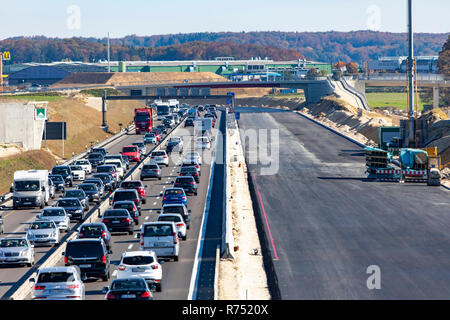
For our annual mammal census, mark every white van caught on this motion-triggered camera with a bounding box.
[138,222,180,261]
[104,160,124,179]
[11,170,50,209]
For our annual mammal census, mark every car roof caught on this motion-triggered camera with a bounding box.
[113,200,135,205]
[122,250,155,258]
[69,238,103,244]
[37,266,79,274]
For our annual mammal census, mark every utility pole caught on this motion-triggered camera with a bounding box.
[406,0,415,147]
[107,32,111,73]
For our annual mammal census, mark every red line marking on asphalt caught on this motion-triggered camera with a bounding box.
[255,180,279,261]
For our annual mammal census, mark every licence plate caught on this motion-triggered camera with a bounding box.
[6,258,18,262]
[23,202,32,205]
[132,267,147,272]
[112,221,120,224]
[80,264,91,268]
[154,242,168,247]
[121,294,136,299]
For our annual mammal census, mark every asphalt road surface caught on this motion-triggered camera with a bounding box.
[237,106,450,299]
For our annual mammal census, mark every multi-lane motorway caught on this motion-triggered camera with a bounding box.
[237,106,450,299]
[0,113,219,300]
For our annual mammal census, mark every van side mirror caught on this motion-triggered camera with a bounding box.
[188,210,192,213]
[136,233,141,239]
[61,252,65,256]
[29,278,36,283]
[10,186,14,193]
[102,287,109,294]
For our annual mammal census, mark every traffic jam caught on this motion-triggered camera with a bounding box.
[0,101,219,300]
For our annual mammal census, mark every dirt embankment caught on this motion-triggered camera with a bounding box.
[0,150,56,194]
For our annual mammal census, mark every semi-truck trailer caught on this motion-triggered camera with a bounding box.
[134,108,153,134]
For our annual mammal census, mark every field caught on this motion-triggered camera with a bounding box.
[0,94,64,102]
[366,92,425,111]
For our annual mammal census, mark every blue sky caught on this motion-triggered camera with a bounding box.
[0,0,448,39]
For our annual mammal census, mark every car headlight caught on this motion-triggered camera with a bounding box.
[75,209,82,213]
[20,251,27,257]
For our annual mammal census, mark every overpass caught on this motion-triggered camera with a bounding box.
[354,74,450,109]
[113,78,335,105]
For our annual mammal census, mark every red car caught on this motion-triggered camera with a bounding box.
[121,145,141,162]
[151,130,161,142]
[119,180,147,204]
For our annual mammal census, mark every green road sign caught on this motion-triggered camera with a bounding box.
[35,108,47,120]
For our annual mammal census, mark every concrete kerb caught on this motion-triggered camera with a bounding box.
[7,119,184,300]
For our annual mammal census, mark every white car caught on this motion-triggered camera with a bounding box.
[69,165,86,181]
[0,237,35,267]
[184,152,202,165]
[116,251,163,292]
[31,266,85,300]
[74,159,92,174]
[104,160,124,179]
[150,150,169,167]
[38,207,71,233]
[26,220,60,247]
[157,213,187,241]
[195,136,211,150]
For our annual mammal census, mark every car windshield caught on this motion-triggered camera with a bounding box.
[152,151,165,156]
[57,199,79,207]
[53,167,69,175]
[135,114,150,122]
[158,216,182,223]
[50,176,64,182]
[65,190,83,197]
[42,209,65,217]
[0,239,28,247]
[123,147,138,153]
[145,133,155,137]
[121,182,141,188]
[70,166,83,171]
[114,192,137,201]
[176,177,194,183]
[163,206,184,214]
[113,203,133,210]
[37,272,75,283]
[88,153,102,159]
[111,279,146,291]
[75,160,89,165]
[80,225,103,234]
[143,165,158,170]
[66,242,103,258]
[181,167,197,173]
[14,180,40,192]
[30,221,55,229]
[122,255,154,265]
[79,184,96,191]
[165,189,184,196]
[143,224,173,237]
[107,161,121,168]
[104,210,129,217]
[93,174,110,182]
[97,166,113,173]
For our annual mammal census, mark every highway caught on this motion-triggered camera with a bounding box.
[237,106,450,299]
[0,113,219,300]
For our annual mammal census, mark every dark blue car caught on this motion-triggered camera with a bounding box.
[162,188,187,206]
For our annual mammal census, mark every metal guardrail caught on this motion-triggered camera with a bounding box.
[358,73,448,82]
[222,112,234,260]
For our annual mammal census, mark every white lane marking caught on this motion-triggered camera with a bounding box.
[156,197,160,200]
[128,244,133,250]
[112,270,118,277]
[145,216,149,220]
[134,234,138,238]
[153,202,157,205]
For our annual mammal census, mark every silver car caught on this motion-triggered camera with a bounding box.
[0,237,35,267]
[30,266,85,300]
[26,220,60,247]
[38,207,71,233]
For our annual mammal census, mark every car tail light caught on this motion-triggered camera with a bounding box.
[140,239,144,246]
[151,264,158,270]
[34,285,45,290]
[66,284,79,289]
[78,233,83,238]
[176,223,184,227]
[182,196,186,200]
[190,182,195,185]
[101,255,107,263]
[163,196,167,201]
[118,265,126,271]
[121,218,131,223]
[66,296,80,299]
[106,293,116,299]
[173,232,178,245]
[64,256,68,264]
[102,231,107,238]
[102,219,110,223]
[133,199,139,203]
[194,173,198,176]
[163,156,167,158]
[140,291,152,298]
[156,169,161,172]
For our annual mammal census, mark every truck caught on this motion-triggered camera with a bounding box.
[156,102,171,121]
[10,170,50,209]
[168,99,179,113]
[134,108,153,134]
[194,118,213,137]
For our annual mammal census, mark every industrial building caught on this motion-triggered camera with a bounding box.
[4,58,331,86]
[368,56,439,74]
